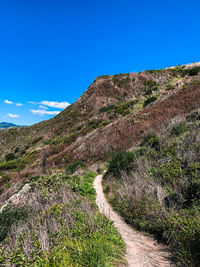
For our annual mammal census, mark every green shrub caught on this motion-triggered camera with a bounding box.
[20,150,26,156]
[143,80,158,95]
[0,160,19,170]
[114,101,134,115]
[99,104,115,113]
[186,162,200,180]
[181,162,200,205]
[0,205,28,241]
[88,119,103,129]
[6,182,11,188]
[68,172,97,200]
[31,136,43,145]
[113,76,130,89]
[143,96,157,107]
[14,147,19,153]
[115,95,123,102]
[97,121,110,128]
[165,211,200,265]
[182,67,200,77]
[88,119,110,129]
[171,124,186,136]
[5,153,15,161]
[166,84,175,91]
[145,88,153,95]
[66,160,86,174]
[154,160,183,184]
[186,110,200,122]
[145,79,157,88]
[22,150,38,165]
[183,179,200,206]
[49,135,67,146]
[122,109,131,116]
[106,151,135,178]
[140,133,160,150]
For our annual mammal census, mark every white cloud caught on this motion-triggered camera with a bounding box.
[38,105,48,109]
[41,101,70,109]
[7,113,20,118]
[28,101,39,105]
[4,100,23,106]
[30,109,60,116]
[4,100,13,104]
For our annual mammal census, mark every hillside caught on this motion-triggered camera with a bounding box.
[0,122,24,129]
[0,63,200,266]
[103,110,200,266]
[0,63,200,202]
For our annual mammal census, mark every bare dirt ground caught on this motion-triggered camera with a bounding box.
[94,174,173,267]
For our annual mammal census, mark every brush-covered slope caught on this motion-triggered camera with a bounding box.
[103,110,200,266]
[1,62,200,202]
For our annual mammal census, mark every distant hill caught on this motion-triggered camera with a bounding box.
[0,122,24,129]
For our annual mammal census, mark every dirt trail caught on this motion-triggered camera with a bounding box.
[94,174,173,267]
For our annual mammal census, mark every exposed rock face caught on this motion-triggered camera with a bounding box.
[0,183,31,212]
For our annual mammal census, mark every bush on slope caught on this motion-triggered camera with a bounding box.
[103,110,200,266]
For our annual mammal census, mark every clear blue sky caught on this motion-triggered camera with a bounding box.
[0,0,199,125]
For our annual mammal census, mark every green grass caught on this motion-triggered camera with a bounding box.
[0,159,20,170]
[44,213,125,267]
[67,171,97,200]
[0,170,126,266]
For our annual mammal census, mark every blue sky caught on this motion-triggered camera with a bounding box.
[0,0,200,125]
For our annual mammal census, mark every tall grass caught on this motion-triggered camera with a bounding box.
[0,170,125,266]
[103,111,200,266]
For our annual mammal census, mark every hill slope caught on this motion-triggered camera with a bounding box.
[0,63,200,201]
[0,62,200,266]
[103,110,200,266]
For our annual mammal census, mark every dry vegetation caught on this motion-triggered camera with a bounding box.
[0,63,200,266]
[0,170,125,266]
[1,64,200,203]
[103,110,200,266]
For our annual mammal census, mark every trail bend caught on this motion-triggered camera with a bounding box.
[94,174,173,267]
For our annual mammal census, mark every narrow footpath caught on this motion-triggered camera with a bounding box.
[94,174,173,267]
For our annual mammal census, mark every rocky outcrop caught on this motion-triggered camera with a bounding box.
[0,183,31,212]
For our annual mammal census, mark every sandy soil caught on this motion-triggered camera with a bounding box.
[94,174,173,267]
